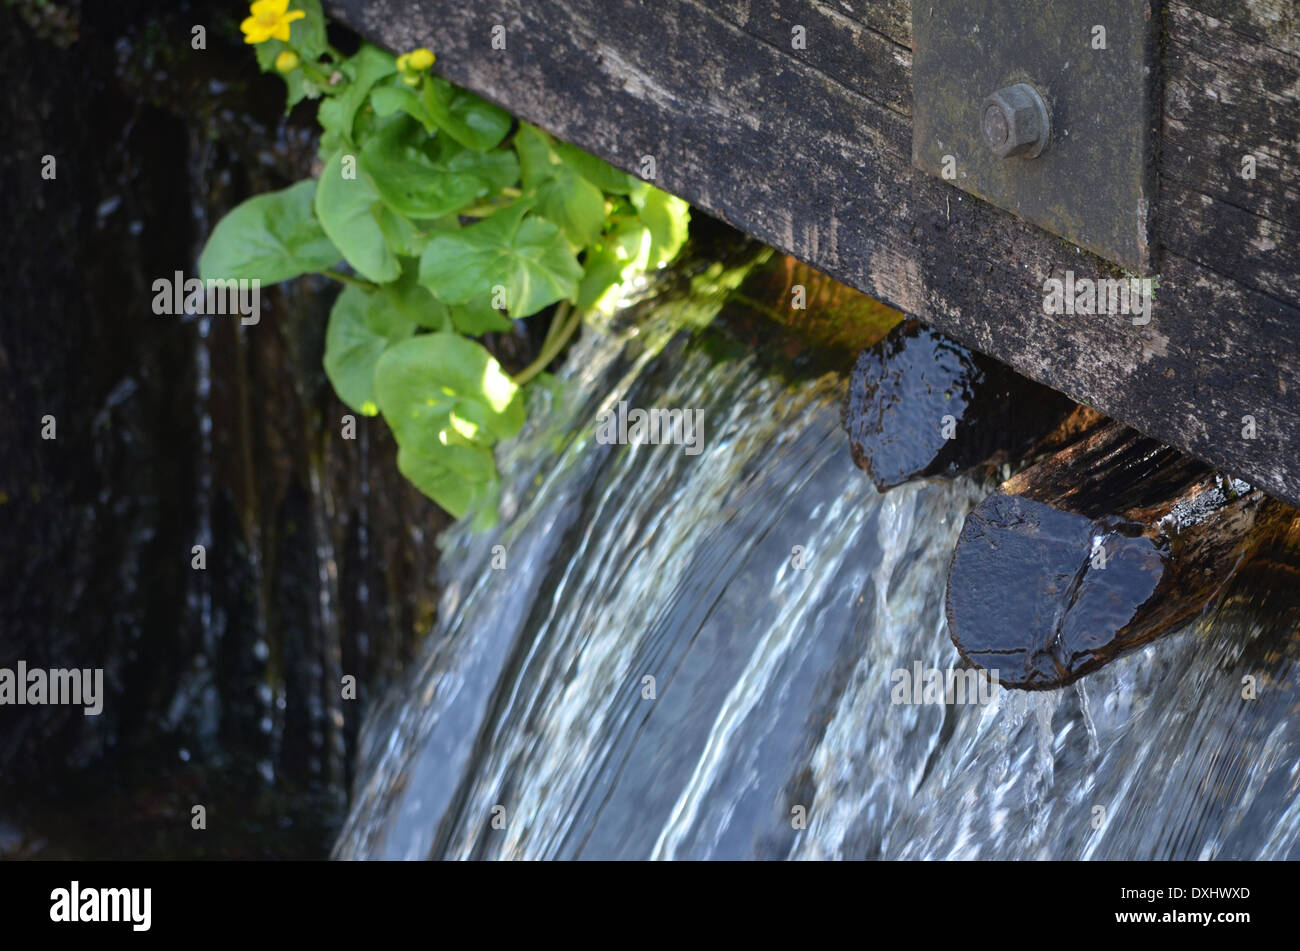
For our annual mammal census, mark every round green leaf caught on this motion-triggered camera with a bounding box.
[374,332,525,448]
[575,220,650,311]
[554,141,636,193]
[360,118,515,220]
[449,297,514,335]
[323,285,413,416]
[199,180,341,284]
[374,264,450,331]
[514,123,559,188]
[315,150,401,284]
[370,85,437,135]
[422,77,513,151]
[394,443,494,520]
[373,202,427,258]
[317,44,398,150]
[631,185,690,268]
[537,167,607,248]
[419,206,583,317]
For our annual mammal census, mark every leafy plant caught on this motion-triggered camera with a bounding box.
[202,0,689,526]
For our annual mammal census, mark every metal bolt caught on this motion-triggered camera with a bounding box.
[980,83,1051,159]
[983,106,1009,146]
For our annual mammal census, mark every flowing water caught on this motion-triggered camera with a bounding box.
[334,283,1300,861]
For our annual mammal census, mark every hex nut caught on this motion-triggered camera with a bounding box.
[980,83,1051,159]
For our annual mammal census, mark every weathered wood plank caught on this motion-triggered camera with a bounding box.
[704,0,913,116]
[1163,3,1300,301]
[1177,0,1299,54]
[329,0,1300,506]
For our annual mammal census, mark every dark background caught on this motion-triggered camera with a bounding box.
[0,0,451,858]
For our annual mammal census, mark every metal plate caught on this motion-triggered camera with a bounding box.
[912,1,1159,272]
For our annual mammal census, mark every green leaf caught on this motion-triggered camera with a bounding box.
[536,166,607,247]
[374,332,522,517]
[421,76,513,151]
[199,180,341,284]
[273,66,319,113]
[315,150,401,284]
[317,44,398,150]
[575,219,649,311]
[323,285,413,416]
[375,332,525,447]
[575,247,622,313]
[370,85,437,135]
[360,119,484,220]
[514,123,559,189]
[554,141,636,193]
[394,443,494,520]
[630,184,690,267]
[375,263,450,331]
[449,297,514,335]
[419,205,583,317]
[377,207,462,260]
[361,117,519,219]
[455,140,521,193]
[373,202,426,257]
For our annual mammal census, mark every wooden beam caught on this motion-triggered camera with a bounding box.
[329,0,1300,506]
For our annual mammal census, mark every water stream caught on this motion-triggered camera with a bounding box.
[3,0,1294,868]
[336,285,1300,861]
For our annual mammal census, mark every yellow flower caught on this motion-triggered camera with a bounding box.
[275,50,300,72]
[408,48,435,70]
[396,53,410,72]
[240,0,306,45]
[401,73,421,86]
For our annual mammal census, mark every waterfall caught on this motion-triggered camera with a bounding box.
[335,289,1300,861]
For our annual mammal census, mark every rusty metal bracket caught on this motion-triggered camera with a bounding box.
[912,1,1160,273]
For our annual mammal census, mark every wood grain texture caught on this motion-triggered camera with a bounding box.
[329,0,1300,505]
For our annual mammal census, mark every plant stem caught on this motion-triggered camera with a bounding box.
[323,268,378,291]
[728,291,791,326]
[458,203,501,218]
[514,301,582,386]
[298,58,334,89]
[459,188,527,218]
[539,300,572,350]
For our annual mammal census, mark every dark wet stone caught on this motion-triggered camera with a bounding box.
[946,421,1269,689]
[843,320,1078,491]
[946,493,1167,687]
